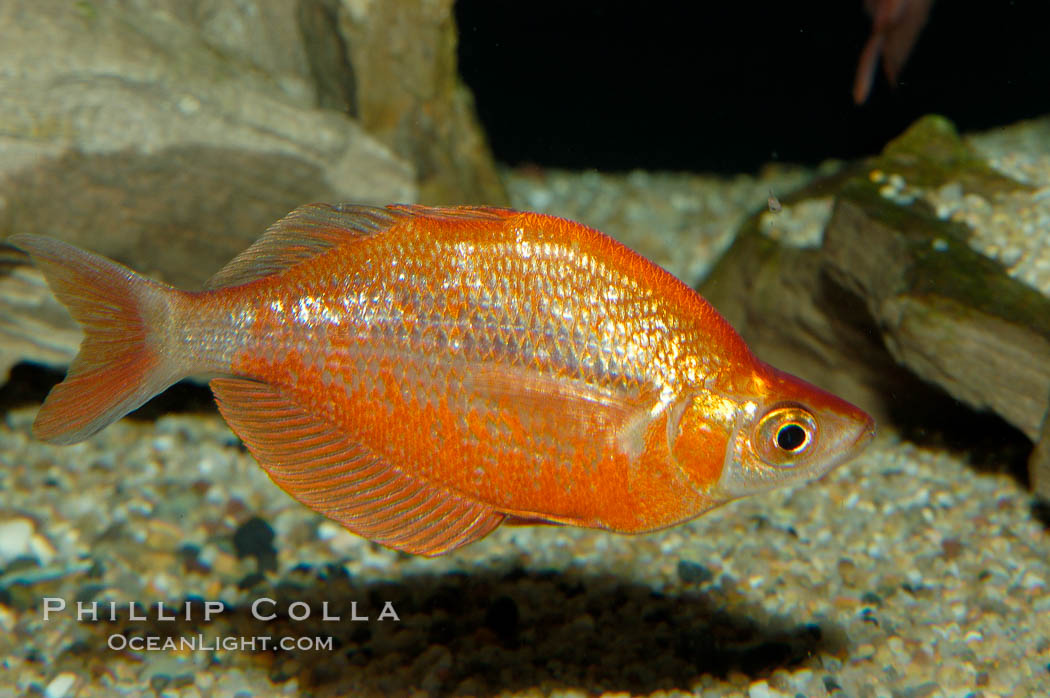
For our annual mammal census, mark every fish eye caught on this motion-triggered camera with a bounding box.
[776,423,808,451]
[756,406,817,465]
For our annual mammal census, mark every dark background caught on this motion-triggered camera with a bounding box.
[455,1,1050,173]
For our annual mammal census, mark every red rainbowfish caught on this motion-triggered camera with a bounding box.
[10,204,875,556]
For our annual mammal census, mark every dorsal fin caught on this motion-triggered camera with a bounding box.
[386,204,518,223]
[204,203,406,290]
[205,203,524,290]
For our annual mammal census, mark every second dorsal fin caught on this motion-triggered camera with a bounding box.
[204,203,406,290]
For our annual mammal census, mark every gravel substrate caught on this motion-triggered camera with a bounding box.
[1,129,1049,697]
[941,118,1050,296]
[1,406,1047,697]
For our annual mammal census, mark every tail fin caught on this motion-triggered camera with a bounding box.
[8,235,182,444]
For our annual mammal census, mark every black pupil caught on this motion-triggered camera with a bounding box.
[776,423,807,451]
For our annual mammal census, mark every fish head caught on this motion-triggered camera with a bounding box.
[672,363,875,503]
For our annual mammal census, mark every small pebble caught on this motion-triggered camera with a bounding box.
[0,605,14,632]
[0,518,34,565]
[149,674,171,692]
[232,516,276,571]
[677,560,713,584]
[822,675,843,693]
[43,672,76,698]
[748,679,788,698]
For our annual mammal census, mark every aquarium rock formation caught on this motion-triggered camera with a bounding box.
[702,115,1050,498]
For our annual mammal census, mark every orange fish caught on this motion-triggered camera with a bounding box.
[10,204,875,556]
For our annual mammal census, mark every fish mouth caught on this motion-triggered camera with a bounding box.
[819,411,876,475]
[847,415,877,455]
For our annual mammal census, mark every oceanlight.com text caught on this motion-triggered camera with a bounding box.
[107,634,335,652]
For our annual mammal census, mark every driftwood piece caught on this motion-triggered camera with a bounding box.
[1032,406,1050,499]
[702,115,1050,493]
[699,224,909,426]
[823,182,1050,442]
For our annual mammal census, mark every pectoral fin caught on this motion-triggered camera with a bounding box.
[467,364,662,461]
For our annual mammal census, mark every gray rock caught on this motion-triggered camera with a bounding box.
[0,2,414,203]
[0,0,416,375]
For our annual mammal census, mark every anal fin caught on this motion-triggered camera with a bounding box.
[210,378,504,556]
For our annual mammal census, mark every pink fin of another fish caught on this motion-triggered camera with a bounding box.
[880,0,934,84]
[7,234,178,445]
[854,0,934,104]
[853,33,884,104]
[210,377,506,556]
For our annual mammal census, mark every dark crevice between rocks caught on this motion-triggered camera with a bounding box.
[1031,498,1050,530]
[812,267,1034,485]
[0,361,217,423]
[0,362,64,413]
[884,376,1034,483]
[811,271,1035,480]
[1029,497,1050,531]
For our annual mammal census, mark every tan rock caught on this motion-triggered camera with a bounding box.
[337,0,507,204]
